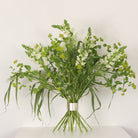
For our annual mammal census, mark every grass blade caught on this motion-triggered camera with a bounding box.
[48,90,51,117]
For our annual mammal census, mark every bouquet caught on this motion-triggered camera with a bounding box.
[4,20,136,132]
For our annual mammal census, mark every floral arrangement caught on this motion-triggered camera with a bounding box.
[4,20,136,132]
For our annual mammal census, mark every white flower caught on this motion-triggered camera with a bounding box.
[32,51,36,56]
[105,56,107,61]
[64,31,69,36]
[35,45,41,52]
[110,62,114,66]
[60,42,65,47]
[112,58,116,61]
[100,56,108,65]
[76,49,88,66]
[43,58,48,65]
[84,51,88,57]
[78,49,81,53]
[38,66,43,70]
[112,48,118,53]
[107,53,112,58]
[35,53,41,59]
[82,57,86,61]
[75,61,79,66]
[116,54,121,59]
[77,56,80,61]
[88,50,91,53]
[100,59,104,64]
[90,43,94,48]
[106,65,111,68]
[81,62,85,66]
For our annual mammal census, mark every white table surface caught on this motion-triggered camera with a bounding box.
[15,126,131,138]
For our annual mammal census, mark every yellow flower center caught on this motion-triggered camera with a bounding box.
[57,87,61,91]
[77,65,82,69]
[59,34,64,38]
[60,54,65,59]
[47,73,51,77]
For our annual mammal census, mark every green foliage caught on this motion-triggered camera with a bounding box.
[4,20,136,132]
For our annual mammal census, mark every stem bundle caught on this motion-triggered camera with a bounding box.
[53,111,92,132]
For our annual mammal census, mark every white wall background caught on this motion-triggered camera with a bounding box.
[0,0,138,138]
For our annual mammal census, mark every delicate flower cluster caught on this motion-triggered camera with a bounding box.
[76,48,88,66]
[28,44,48,69]
[83,36,95,49]
[31,44,42,59]
[100,48,122,68]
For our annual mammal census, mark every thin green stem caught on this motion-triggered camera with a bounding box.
[53,112,68,132]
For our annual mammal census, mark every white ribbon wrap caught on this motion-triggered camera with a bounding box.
[67,103,78,111]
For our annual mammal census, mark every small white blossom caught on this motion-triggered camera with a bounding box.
[88,50,91,53]
[75,60,79,66]
[32,51,36,57]
[100,59,104,64]
[106,65,111,68]
[60,42,65,47]
[82,57,86,61]
[76,49,88,66]
[35,45,41,52]
[110,62,114,66]
[84,51,88,57]
[43,58,48,65]
[89,43,94,48]
[81,62,85,66]
[107,53,112,58]
[35,53,41,59]
[78,49,81,53]
[77,56,80,61]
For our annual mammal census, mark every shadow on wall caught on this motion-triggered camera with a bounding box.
[123,127,138,138]
[0,129,18,138]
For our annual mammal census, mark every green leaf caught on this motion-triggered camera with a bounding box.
[4,80,13,106]
[64,19,70,28]
[119,46,127,52]
[34,89,43,114]
[51,25,63,30]
[89,87,95,112]
[88,27,92,35]
[51,93,60,102]
[100,37,104,42]
[87,87,101,119]
[93,36,98,41]
[24,65,31,71]
[77,41,83,49]
[13,60,18,64]
[103,44,107,47]
[115,81,122,85]
[118,87,122,91]
[48,33,52,38]
[118,42,121,46]
[30,82,39,110]
[132,83,136,89]
[114,43,118,49]
[37,98,43,120]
